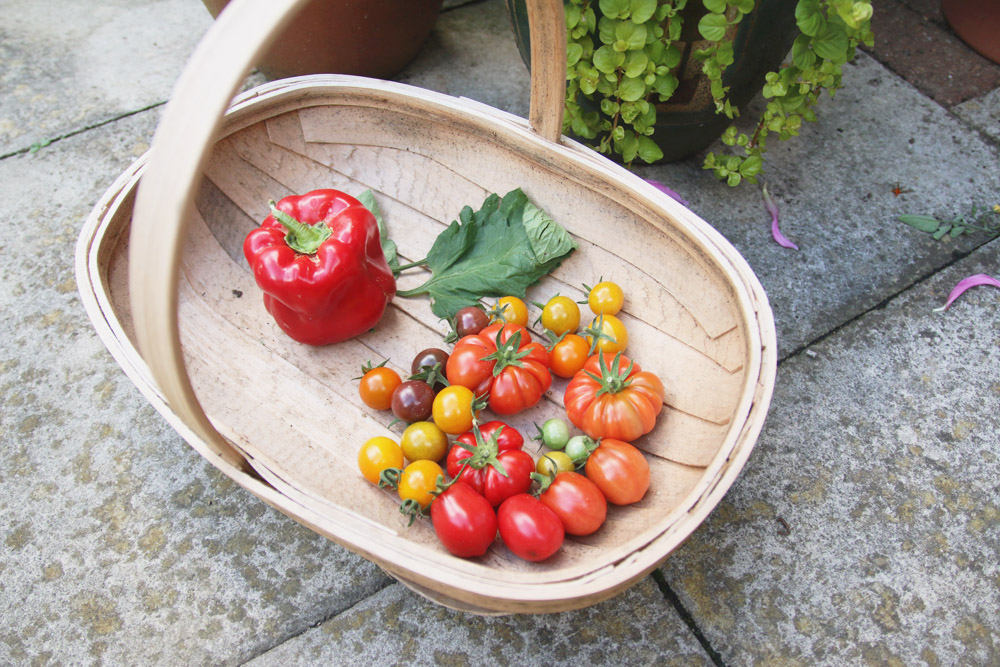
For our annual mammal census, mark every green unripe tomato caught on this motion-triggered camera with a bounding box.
[539,418,571,450]
[565,435,598,462]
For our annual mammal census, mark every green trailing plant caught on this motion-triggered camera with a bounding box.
[562,0,874,184]
[899,204,1000,241]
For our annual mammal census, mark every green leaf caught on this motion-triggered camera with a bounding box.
[599,0,630,19]
[630,0,658,23]
[813,22,849,61]
[615,20,648,50]
[791,34,816,70]
[567,42,584,67]
[698,12,728,41]
[795,0,825,37]
[624,50,649,77]
[703,0,727,13]
[654,72,679,98]
[898,215,943,233]
[618,75,647,102]
[636,134,664,163]
[397,190,576,319]
[593,44,626,73]
[358,189,399,274]
[731,0,754,13]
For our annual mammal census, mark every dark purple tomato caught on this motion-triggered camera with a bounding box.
[454,306,490,338]
[411,348,450,375]
[391,380,435,423]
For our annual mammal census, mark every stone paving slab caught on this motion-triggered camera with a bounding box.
[659,238,1000,665]
[0,112,392,666]
[638,50,1000,357]
[247,577,712,666]
[0,0,213,157]
[955,87,1000,143]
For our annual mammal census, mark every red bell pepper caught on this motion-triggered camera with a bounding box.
[243,189,396,345]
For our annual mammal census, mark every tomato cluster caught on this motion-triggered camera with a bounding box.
[355,283,662,562]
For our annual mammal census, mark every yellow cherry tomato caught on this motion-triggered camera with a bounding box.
[587,281,624,316]
[585,313,629,354]
[540,295,581,336]
[536,451,575,476]
[398,460,444,508]
[494,296,529,326]
[358,436,404,485]
[432,385,476,435]
[400,421,448,462]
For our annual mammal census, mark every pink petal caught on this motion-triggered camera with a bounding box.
[763,184,798,250]
[934,273,1000,311]
[645,179,690,206]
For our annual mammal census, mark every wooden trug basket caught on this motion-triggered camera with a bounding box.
[75,0,776,614]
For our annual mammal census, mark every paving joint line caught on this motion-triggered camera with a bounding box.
[779,234,999,365]
[238,576,398,665]
[0,101,166,160]
[650,570,728,667]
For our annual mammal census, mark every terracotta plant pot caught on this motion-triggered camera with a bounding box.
[941,0,1000,65]
[202,0,444,79]
[504,0,798,163]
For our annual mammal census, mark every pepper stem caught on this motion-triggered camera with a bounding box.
[269,200,332,255]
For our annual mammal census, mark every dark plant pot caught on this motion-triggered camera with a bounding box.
[941,0,1000,65]
[202,0,444,79]
[504,0,798,163]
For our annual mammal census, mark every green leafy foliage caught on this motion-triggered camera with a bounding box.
[396,190,578,319]
[561,0,873,184]
[899,205,1000,241]
[703,0,873,186]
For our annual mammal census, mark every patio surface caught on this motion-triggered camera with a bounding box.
[1,0,998,664]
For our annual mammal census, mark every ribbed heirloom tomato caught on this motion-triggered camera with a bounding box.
[446,421,533,507]
[564,351,665,442]
[446,323,552,415]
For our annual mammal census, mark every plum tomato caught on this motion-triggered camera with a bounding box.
[432,385,476,435]
[358,363,402,411]
[431,482,498,558]
[397,459,443,509]
[357,436,404,485]
[538,471,607,536]
[493,296,529,327]
[453,306,490,338]
[585,438,650,505]
[548,333,590,378]
[497,494,564,562]
[391,380,435,423]
[587,280,624,316]
[540,295,580,336]
[400,421,448,462]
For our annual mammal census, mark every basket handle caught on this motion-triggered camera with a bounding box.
[129,0,567,472]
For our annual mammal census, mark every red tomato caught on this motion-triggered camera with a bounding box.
[497,494,564,562]
[446,323,552,415]
[447,422,533,507]
[538,471,607,536]
[564,351,664,442]
[431,482,498,558]
[585,439,650,505]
